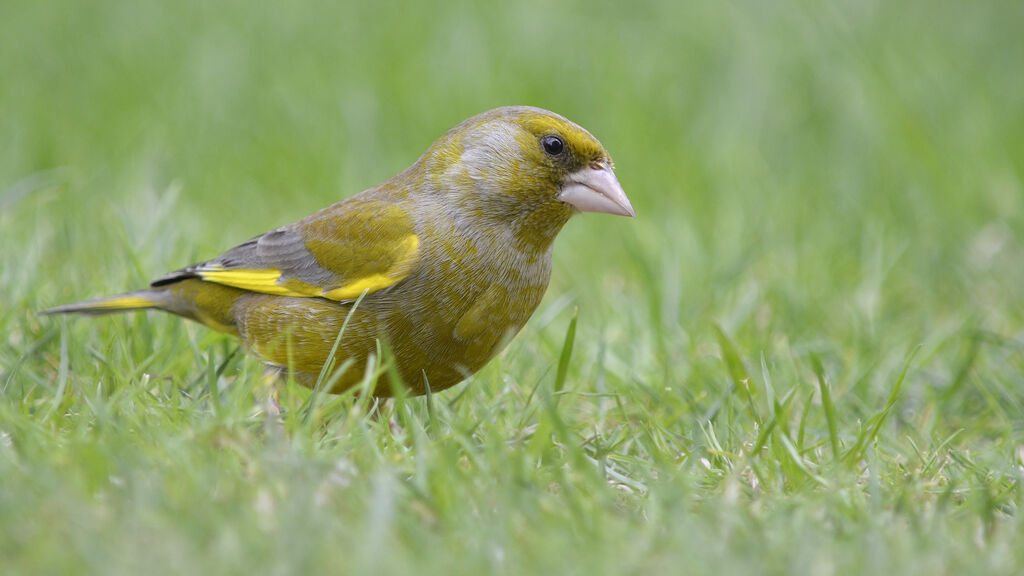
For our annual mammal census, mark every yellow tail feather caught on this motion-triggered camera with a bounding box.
[42,292,158,316]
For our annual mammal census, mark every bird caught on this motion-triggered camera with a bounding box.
[43,106,634,396]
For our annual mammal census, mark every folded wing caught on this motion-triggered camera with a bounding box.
[151,199,420,302]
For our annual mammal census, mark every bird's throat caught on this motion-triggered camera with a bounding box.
[511,201,574,250]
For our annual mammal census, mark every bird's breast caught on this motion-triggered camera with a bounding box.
[386,229,553,385]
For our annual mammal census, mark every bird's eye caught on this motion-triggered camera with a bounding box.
[541,135,565,157]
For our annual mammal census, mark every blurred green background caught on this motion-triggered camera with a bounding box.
[2,1,1024,574]
[3,1,1022,333]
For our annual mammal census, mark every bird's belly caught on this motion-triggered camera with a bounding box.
[233,264,550,396]
[385,271,549,394]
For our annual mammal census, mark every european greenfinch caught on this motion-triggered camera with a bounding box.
[45,106,634,396]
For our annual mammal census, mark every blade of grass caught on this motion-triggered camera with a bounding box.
[844,346,921,463]
[714,324,760,426]
[304,290,368,423]
[553,306,578,398]
[812,354,840,462]
[207,349,220,415]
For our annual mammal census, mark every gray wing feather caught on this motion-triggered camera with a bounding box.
[150,225,335,288]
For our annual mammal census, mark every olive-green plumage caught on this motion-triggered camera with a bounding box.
[45,106,634,396]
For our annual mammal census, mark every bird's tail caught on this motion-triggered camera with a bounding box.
[41,290,162,316]
[42,280,241,335]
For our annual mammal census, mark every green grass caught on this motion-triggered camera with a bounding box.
[3,1,1024,574]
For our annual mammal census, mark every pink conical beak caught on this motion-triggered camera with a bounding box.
[557,164,635,217]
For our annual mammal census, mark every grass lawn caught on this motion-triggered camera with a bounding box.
[2,1,1023,574]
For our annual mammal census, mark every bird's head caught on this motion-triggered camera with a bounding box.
[420,106,634,245]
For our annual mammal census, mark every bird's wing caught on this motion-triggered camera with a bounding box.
[151,199,420,302]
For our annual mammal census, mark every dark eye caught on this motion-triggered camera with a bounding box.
[541,135,565,157]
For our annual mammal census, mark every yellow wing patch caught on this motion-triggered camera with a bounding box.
[198,268,299,296]
[322,234,420,300]
[197,233,420,301]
